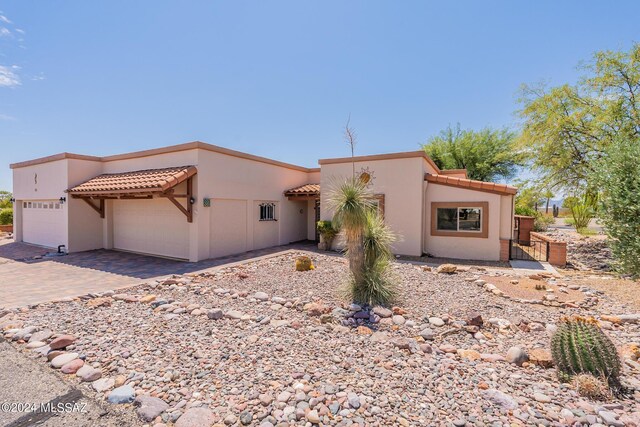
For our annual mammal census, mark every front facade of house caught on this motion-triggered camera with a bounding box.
[10,141,516,262]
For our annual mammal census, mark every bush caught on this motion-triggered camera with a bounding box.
[533,214,554,232]
[0,208,12,225]
[316,220,337,240]
[592,138,640,277]
[515,206,537,217]
[551,316,622,394]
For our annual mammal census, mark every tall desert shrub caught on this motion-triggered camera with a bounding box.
[592,138,640,277]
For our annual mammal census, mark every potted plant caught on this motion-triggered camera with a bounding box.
[317,220,338,251]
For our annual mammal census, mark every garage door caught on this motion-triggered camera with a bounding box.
[113,198,189,259]
[22,200,66,248]
[210,199,247,258]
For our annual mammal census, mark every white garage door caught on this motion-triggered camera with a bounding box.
[210,199,247,258]
[22,200,66,248]
[113,198,189,259]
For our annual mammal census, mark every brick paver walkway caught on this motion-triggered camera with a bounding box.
[0,238,316,309]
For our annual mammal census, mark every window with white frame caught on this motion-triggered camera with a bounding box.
[259,202,276,221]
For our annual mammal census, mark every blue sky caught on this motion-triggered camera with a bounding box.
[1,1,639,190]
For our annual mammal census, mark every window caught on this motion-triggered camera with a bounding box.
[259,203,276,221]
[23,202,27,208]
[431,202,488,238]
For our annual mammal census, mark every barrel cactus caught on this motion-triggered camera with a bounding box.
[295,256,314,272]
[551,316,622,392]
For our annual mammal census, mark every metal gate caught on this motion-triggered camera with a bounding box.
[509,239,549,262]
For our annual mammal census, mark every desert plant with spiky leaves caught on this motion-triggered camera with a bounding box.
[328,178,374,287]
[551,316,623,394]
[328,178,397,306]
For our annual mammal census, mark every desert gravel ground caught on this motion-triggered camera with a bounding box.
[2,251,640,426]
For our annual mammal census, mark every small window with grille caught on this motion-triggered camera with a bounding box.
[259,203,276,221]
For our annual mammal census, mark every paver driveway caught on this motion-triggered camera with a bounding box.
[0,238,315,309]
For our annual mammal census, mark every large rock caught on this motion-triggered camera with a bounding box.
[175,407,217,427]
[436,264,457,274]
[506,346,529,366]
[29,329,53,343]
[77,365,102,382]
[207,309,223,320]
[457,349,481,361]
[482,389,518,410]
[253,292,269,301]
[49,335,76,350]
[224,310,244,320]
[107,384,136,404]
[466,312,483,327]
[303,302,329,316]
[51,352,79,369]
[372,306,393,318]
[61,359,84,374]
[135,395,169,422]
[92,377,115,392]
[528,348,554,368]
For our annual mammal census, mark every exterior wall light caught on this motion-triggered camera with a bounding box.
[59,197,67,204]
[189,197,195,205]
[9,198,15,203]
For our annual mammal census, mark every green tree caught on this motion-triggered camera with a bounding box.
[422,124,521,182]
[592,138,640,277]
[0,191,12,209]
[518,43,640,191]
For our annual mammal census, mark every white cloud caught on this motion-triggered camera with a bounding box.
[0,14,11,24]
[0,113,16,121]
[0,65,20,87]
[0,27,10,37]
[15,28,24,34]
[31,72,45,81]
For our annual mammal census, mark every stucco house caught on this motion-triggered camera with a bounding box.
[10,141,516,262]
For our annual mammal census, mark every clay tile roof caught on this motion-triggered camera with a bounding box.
[67,166,197,195]
[425,173,517,196]
[284,183,321,197]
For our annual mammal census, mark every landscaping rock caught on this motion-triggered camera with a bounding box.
[135,395,169,422]
[60,358,84,374]
[107,384,136,404]
[175,407,217,427]
[77,365,102,382]
[48,334,76,350]
[506,346,529,366]
[482,389,518,410]
[51,352,79,369]
[92,377,115,392]
[529,348,554,368]
[372,306,393,318]
[207,309,223,320]
[436,264,457,274]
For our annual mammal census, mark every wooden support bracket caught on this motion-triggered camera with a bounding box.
[80,197,105,218]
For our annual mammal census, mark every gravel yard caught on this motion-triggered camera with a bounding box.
[2,251,640,426]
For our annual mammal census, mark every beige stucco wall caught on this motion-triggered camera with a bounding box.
[12,159,70,248]
[66,159,104,252]
[197,149,314,260]
[423,182,512,261]
[320,157,426,256]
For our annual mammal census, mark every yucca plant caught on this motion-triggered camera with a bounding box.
[551,316,623,394]
[328,178,397,306]
[359,210,397,306]
[327,178,375,287]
